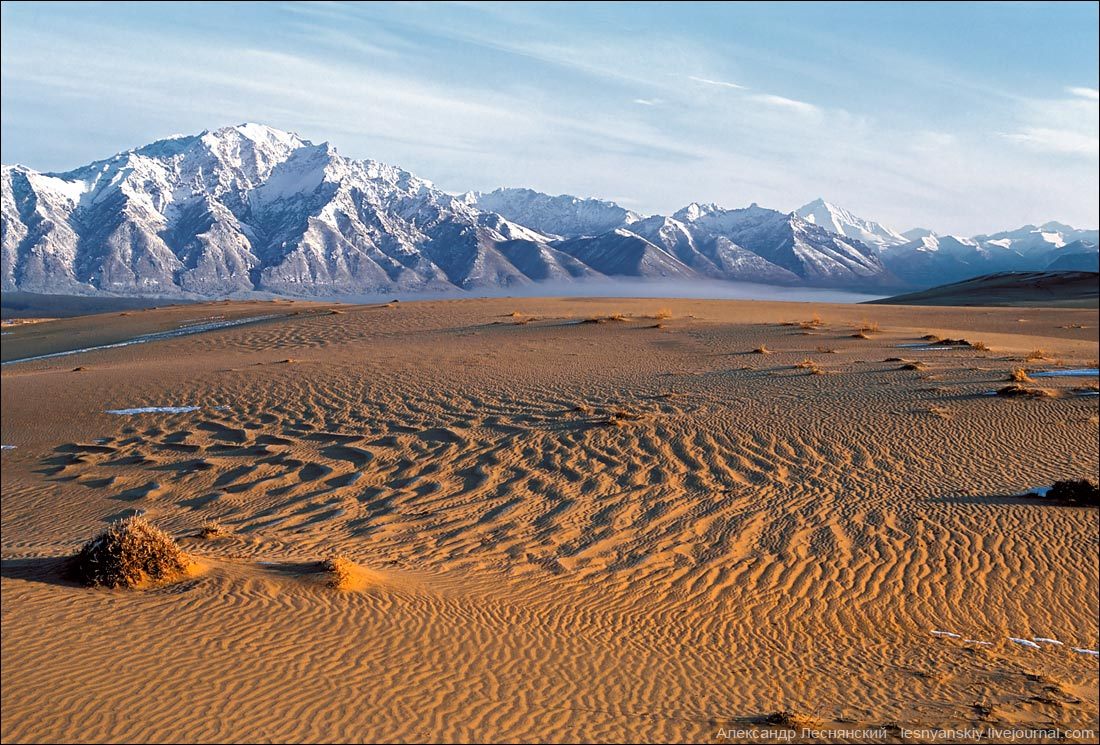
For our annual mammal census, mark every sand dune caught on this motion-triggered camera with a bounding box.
[871,271,1099,308]
[2,297,1097,742]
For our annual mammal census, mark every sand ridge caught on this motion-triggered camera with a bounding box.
[2,297,1097,742]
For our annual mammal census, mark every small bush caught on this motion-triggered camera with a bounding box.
[654,308,673,320]
[1045,479,1099,506]
[74,516,189,588]
[1025,349,1048,361]
[996,385,1054,398]
[1009,368,1034,383]
[321,556,359,589]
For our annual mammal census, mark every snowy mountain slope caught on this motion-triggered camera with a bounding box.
[795,198,908,249]
[466,188,640,239]
[3,124,1095,296]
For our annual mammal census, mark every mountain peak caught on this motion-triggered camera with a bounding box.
[795,198,907,249]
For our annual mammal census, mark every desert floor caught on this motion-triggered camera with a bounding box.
[1,297,1097,743]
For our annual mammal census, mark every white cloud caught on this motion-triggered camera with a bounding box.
[688,75,747,90]
[1000,128,1099,157]
[633,98,660,106]
[750,93,820,116]
[1067,86,1100,100]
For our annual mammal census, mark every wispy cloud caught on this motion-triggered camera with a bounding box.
[633,98,660,106]
[1067,86,1100,100]
[688,75,747,90]
[1001,127,1099,157]
[750,93,820,116]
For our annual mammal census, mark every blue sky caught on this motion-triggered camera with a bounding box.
[1,1,1097,234]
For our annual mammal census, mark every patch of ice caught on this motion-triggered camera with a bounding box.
[964,639,993,645]
[1072,648,1099,657]
[1030,368,1098,377]
[931,630,961,638]
[1009,637,1042,649]
[105,406,201,415]
[1030,486,1052,498]
[1033,637,1063,645]
[1,445,15,450]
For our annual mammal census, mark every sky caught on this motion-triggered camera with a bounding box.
[1,1,1097,235]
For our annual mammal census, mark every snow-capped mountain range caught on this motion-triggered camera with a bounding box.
[3,124,1096,297]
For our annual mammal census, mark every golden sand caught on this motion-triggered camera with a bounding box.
[1,297,1097,742]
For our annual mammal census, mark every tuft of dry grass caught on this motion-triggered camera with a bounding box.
[996,384,1055,399]
[971,341,989,351]
[1009,368,1034,383]
[1039,479,1099,507]
[653,307,673,320]
[798,314,824,330]
[752,345,771,354]
[74,516,190,588]
[856,321,880,334]
[1025,349,1048,361]
[321,555,360,590]
[582,313,629,325]
[196,520,228,540]
[851,330,872,339]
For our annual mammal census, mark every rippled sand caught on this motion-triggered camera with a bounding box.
[2,297,1097,743]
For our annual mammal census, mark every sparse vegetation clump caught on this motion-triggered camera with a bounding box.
[581,313,629,325]
[321,555,359,589]
[798,314,824,330]
[196,520,228,540]
[653,307,673,320]
[996,384,1054,398]
[1044,479,1099,507]
[972,341,989,351]
[900,361,926,371]
[1009,368,1034,383]
[74,516,190,588]
[1026,349,1048,361]
[752,345,771,354]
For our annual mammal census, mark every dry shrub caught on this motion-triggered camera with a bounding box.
[1025,349,1048,361]
[654,307,673,320]
[74,516,189,588]
[972,341,989,351]
[755,710,819,729]
[197,520,228,539]
[996,385,1054,398]
[1009,368,1034,383]
[857,321,880,334]
[321,556,359,590]
[1044,479,1099,506]
[752,345,771,354]
[922,334,942,342]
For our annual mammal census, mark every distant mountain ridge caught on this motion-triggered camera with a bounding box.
[2,124,1095,297]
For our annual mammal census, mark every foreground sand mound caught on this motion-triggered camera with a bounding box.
[74,516,191,588]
